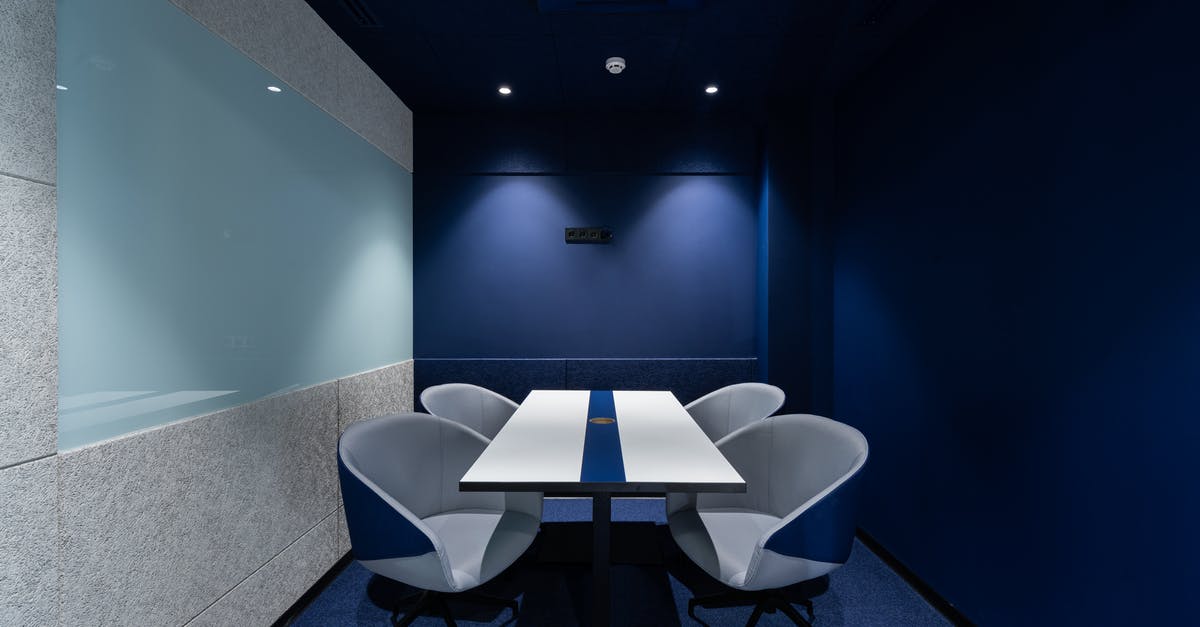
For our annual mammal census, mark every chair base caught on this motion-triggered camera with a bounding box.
[391,589,519,627]
[688,589,815,627]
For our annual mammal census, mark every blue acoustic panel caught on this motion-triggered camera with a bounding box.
[414,174,758,358]
[414,359,567,408]
[829,2,1200,624]
[537,0,700,13]
[417,114,568,174]
[416,113,757,175]
[562,114,757,174]
[565,359,758,405]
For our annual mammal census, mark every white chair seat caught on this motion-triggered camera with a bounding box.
[667,414,868,605]
[670,508,781,587]
[339,413,543,604]
[423,509,540,591]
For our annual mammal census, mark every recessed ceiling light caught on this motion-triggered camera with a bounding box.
[267,85,282,93]
[705,85,719,94]
[56,84,68,91]
[498,85,513,95]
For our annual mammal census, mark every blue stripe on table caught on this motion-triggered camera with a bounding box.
[580,390,626,482]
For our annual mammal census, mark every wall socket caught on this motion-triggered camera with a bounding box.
[565,226,614,244]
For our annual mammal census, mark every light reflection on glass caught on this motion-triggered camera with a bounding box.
[56,0,413,450]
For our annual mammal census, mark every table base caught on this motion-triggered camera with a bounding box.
[593,492,610,627]
[536,521,665,566]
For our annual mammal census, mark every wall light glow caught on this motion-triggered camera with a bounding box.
[498,85,513,96]
[705,85,719,94]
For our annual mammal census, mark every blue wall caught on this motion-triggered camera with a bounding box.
[415,358,758,409]
[415,113,760,359]
[760,105,836,416]
[832,1,1199,623]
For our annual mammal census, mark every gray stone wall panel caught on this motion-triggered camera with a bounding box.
[0,457,57,626]
[185,512,339,627]
[338,360,415,433]
[336,505,350,557]
[58,382,338,626]
[0,0,56,183]
[170,0,413,171]
[0,177,56,466]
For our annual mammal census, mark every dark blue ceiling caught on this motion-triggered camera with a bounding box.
[303,0,939,114]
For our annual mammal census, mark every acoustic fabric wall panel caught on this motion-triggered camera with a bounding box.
[413,358,758,413]
[0,456,57,625]
[58,381,339,626]
[415,175,757,358]
[415,359,568,409]
[0,177,57,466]
[0,0,57,470]
[418,113,757,175]
[170,0,413,171]
[832,1,1200,623]
[56,0,413,449]
[414,112,761,366]
[0,1,58,623]
[564,359,758,405]
[0,0,56,184]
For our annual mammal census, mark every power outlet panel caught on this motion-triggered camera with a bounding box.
[565,226,614,244]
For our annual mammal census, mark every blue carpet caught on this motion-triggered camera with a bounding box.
[290,498,948,626]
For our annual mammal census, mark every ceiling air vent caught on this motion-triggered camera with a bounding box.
[340,0,380,27]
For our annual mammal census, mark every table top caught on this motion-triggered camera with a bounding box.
[460,390,746,493]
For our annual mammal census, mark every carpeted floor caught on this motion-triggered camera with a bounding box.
[289,498,948,626]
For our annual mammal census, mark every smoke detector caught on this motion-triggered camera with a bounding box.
[605,57,626,74]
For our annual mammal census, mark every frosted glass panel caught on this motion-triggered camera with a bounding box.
[57,0,413,449]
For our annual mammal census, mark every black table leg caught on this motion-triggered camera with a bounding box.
[593,491,611,627]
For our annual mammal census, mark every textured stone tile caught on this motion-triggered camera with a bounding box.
[170,0,413,171]
[0,176,56,467]
[336,505,350,558]
[332,51,415,170]
[414,359,567,409]
[186,512,339,627]
[0,0,55,184]
[59,382,338,626]
[0,456,57,626]
[338,360,414,433]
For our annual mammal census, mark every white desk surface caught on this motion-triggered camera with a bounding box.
[460,390,746,493]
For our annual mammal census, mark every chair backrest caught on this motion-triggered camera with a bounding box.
[701,414,868,567]
[419,383,519,440]
[685,382,786,442]
[337,413,502,562]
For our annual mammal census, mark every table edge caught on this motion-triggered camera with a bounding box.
[459,480,747,494]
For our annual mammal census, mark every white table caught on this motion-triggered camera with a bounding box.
[461,390,746,626]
